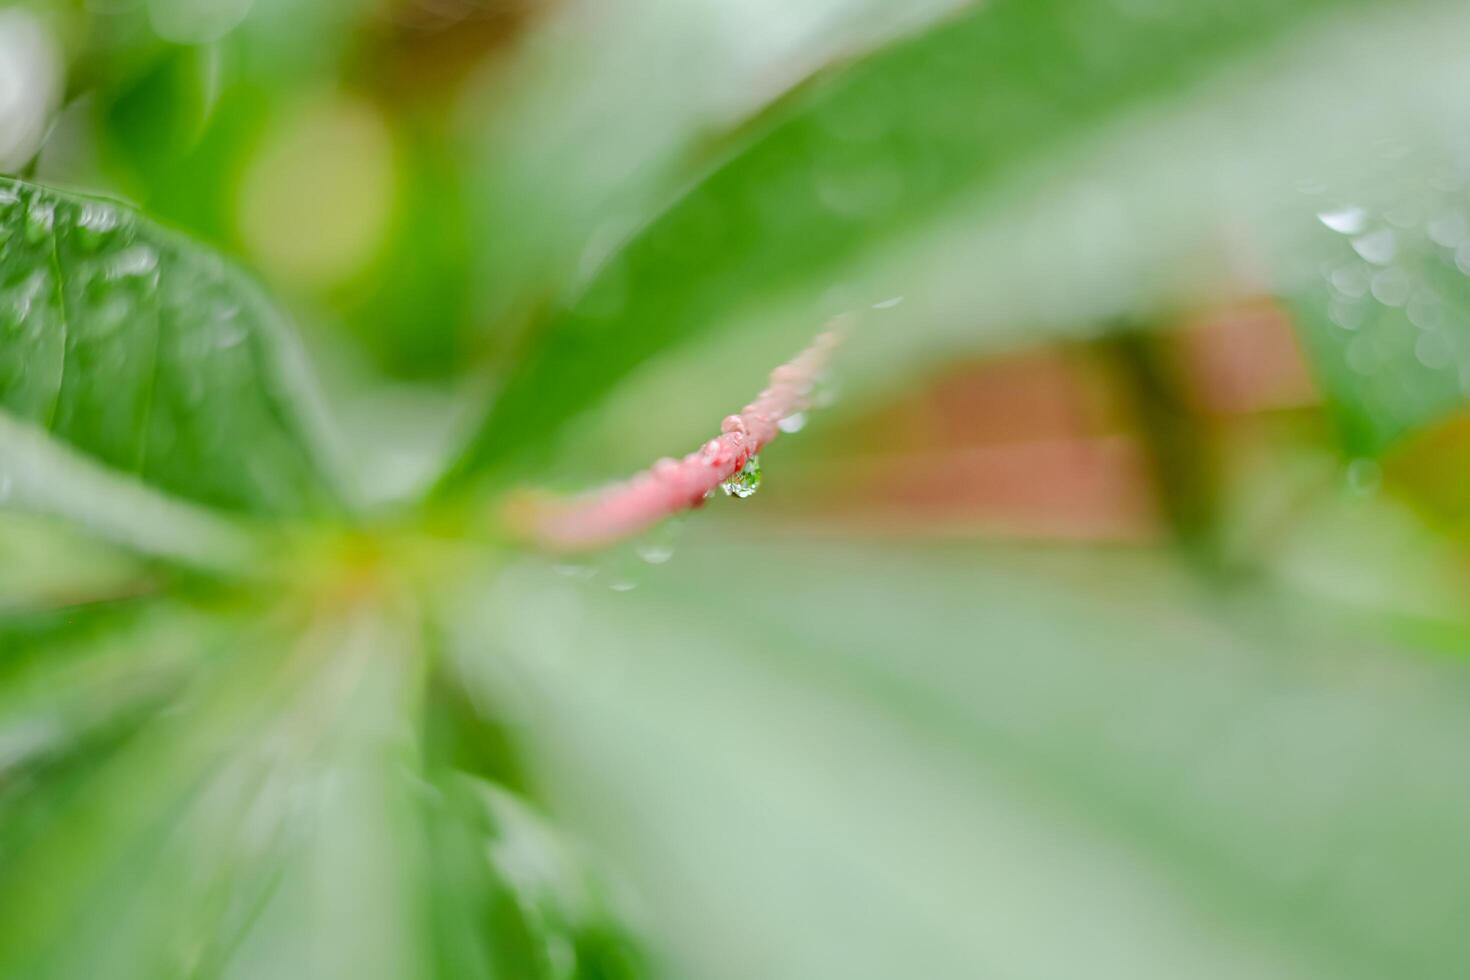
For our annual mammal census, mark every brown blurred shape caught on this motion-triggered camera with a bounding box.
[769,299,1319,542]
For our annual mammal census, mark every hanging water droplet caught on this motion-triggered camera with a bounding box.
[1317,206,1368,234]
[778,411,807,434]
[608,578,636,592]
[721,454,762,499]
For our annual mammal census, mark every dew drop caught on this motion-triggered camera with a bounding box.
[1369,267,1410,307]
[1406,289,1443,330]
[1427,212,1467,248]
[75,204,121,253]
[636,543,673,565]
[608,578,636,593]
[699,438,724,467]
[1330,265,1369,299]
[721,454,762,499]
[1455,241,1470,277]
[106,245,159,281]
[1350,228,1397,265]
[1415,331,1454,370]
[1328,295,1365,331]
[778,411,807,434]
[23,200,53,245]
[1317,206,1368,234]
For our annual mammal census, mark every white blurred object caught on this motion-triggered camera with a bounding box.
[0,8,62,173]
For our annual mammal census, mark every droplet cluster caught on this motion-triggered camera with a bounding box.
[1304,164,1470,447]
[0,179,336,516]
[520,326,842,550]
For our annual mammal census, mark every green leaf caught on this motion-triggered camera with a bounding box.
[444,0,1398,487]
[0,512,149,614]
[463,531,1470,980]
[463,0,971,336]
[421,774,645,980]
[0,177,350,532]
[0,602,644,980]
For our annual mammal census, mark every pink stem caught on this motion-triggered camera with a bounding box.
[512,327,842,552]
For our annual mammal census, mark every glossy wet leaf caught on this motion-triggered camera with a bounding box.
[0,177,347,520]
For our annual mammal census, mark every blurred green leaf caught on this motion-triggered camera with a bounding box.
[0,178,350,539]
[0,512,150,613]
[9,2,1470,978]
[463,532,1470,980]
[0,608,406,980]
[444,0,1404,488]
[0,600,643,980]
[462,0,971,340]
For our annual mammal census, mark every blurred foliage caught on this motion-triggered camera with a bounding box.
[4,0,1470,977]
